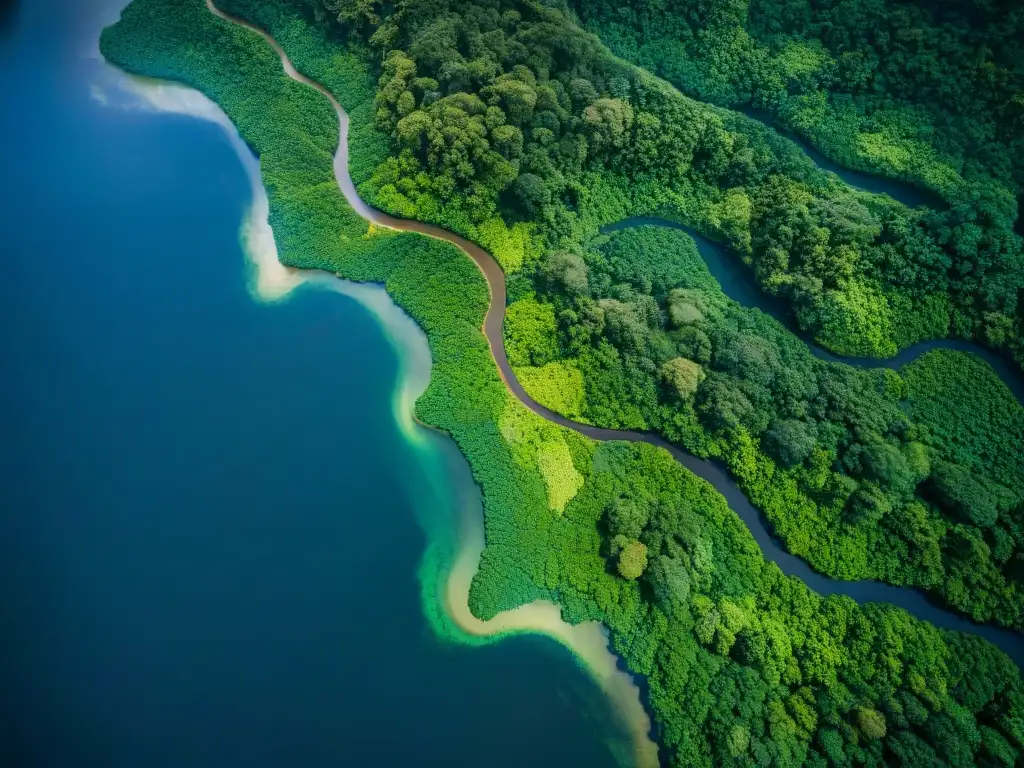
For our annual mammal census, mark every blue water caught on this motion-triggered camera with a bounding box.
[603,217,1024,405]
[0,3,622,766]
[737,107,944,210]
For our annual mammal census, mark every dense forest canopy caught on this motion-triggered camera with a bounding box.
[292,0,1024,760]
[569,0,1024,346]
[298,0,1024,624]
[570,0,1024,192]
[316,0,1024,366]
[103,0,1024,765]
[512,223,1024,628]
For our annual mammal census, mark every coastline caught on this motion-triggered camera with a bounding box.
[191,1,1024,650]
[77,0,1024,764]
[92,67,659,768]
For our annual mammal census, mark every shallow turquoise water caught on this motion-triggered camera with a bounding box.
[0,3,624,765]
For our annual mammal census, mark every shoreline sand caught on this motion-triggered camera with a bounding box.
[91,62,658,768]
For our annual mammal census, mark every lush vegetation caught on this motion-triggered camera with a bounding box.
[571,0,1024,200]
[572,0,1024,363]
[514,222,1024,627]
[309,0,1022,367]
[255,0,1024,621]
[570,0,1024,313]
[101,0,1024,765]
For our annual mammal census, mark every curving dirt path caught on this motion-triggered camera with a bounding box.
[203,0,1024,674]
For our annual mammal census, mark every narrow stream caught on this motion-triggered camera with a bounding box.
[737,107,946,210]
[204,0,1024,673]
[602,217,1024,405]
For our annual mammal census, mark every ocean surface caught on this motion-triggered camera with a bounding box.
[0,2,625,766]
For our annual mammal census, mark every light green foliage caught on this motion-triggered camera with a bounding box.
[473,216,538,274]
[727,724,750,759]
[776,39,830,83]
[513,360,587,421]
[659,357,704,400]
[504,297,559,368]
[536,439,585,513]
[813,280,898,358]
[498,400,583,513]
[616,538,647,579]
[856,707,887,741]
[709,187,752,255]
[855,131,914,174]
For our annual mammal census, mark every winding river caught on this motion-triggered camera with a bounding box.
[4,0,656,761]
[738,107,946,211]
[205,0,1024,676]
[603,217,1024,405]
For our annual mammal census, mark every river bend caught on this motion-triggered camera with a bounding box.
[603,217,1024,405]
[204,0,1024,667]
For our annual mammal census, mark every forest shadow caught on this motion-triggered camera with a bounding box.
[0,0,17,39]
